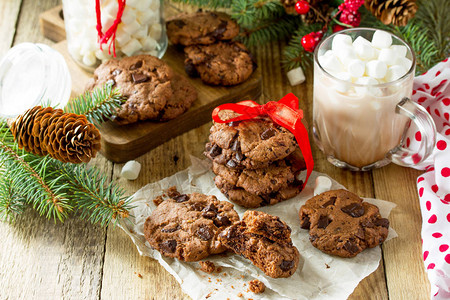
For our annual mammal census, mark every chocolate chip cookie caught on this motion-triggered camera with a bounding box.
[167,11,239,46]
[86,55,197,125]
[299,189,389,258]
[144,191,239,262]
[219,211,300,278]
[184,41,255,86]
[205,112,298,169]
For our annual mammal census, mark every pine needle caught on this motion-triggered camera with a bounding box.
[64,84,126,127]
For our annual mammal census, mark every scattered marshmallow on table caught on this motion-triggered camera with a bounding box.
[287,66,306,86]
[314,176,332,196]
[121,160,142,180]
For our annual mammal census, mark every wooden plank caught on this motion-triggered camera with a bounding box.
[373,164,431,299]
[0,0,22,57]
[0,154,113,299]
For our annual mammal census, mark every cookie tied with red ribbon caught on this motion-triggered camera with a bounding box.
[204,93,314,208]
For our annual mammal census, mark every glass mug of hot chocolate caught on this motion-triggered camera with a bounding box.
[313,28,436,171]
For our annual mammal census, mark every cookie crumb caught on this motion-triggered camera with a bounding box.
[167,186,180,198]
[153,196,164,206]
[199,261,216,274]
[237,292,243,297]
[216,266,223,273]
[325,263,330,269]
[249,279,265,294]
[223,272,227,276]
[137,273,143,278]
[205,291,212,299]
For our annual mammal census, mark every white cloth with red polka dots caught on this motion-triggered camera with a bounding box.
[406,58,450,299]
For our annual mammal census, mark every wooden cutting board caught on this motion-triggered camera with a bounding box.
[44,7,262,163]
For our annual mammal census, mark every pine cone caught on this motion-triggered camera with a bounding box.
[281,0,297,15]
[10,106,101,164]
[301,0,329,24]
[365,0,418,27]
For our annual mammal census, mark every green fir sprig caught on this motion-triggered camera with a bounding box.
[0,120,132,225]
[64,84,126,126]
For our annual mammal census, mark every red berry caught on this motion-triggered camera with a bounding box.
[333,25,346,32]
[302,32,318,52]
[295,1,310,15]
[344,0,364,12]
[339,9,361,27]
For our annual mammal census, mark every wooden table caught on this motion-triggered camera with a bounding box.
[0,0,431,299]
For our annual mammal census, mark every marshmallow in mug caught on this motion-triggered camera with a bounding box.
[64,0,162,67]
[318,30,413,95]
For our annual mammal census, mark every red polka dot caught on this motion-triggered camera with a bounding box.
[445,113,450,121]
[443,98,450,106]
[417,97,427,103]
[436,71,441,76]
[412,90,417,95]
[439,244,449,252]
[423,250,429,260]
[432,185,439,193]
[444,58,448,62]
[436,92,442,98]
[442,198,450,205]
[432,232,443,238]
[426,106,431,114]
[442,195,450,205]
[406,137,411,147]
[446,129,450,135]
[427,167,435,173]
[428,214,437,223]
[418,87,425,92]
[432,79,448,96]
[427,263,435,269]
[435,109,441,117]
[417,177,424,183]
[412,154,421,164]
[446,254,450,264]
[447,214,450,222]
[419,187,424,197]
[442,167,450,177]
[426,201,431,211]
[424,83,430,89]
[437,140,447,150]
[415,131,422,141]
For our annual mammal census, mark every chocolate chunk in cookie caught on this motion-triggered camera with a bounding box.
[167,11,239,46]
[144,192,239,262]
[205,111,298,169]
[184,41,255,86]
[86,55,197,125]
[299,189,389,258]
[219,211,300,278]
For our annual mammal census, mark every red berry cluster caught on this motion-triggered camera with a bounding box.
[297,0,365,52]
[337,0,364,28]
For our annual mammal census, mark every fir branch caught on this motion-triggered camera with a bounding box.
[64,84,126,127]
[52,162,132,226]
[0,171,27,222]
[231,0,285,27]
[170,0,232,8]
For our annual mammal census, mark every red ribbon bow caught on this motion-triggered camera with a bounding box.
[95,0,127,57]
[212,93,314,189]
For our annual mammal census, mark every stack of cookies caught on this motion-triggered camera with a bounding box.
[204,111,306,208]
[166,11,256,86]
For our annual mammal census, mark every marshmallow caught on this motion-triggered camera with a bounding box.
[355,76,379,95]
[371,30,392,49]
[125,0,140,8]
[390,45,407,58]
[138,10,158,25]
[366,60,387,79]
[385,65,407,82]
[121,7,137,25]
[286,67,306,86]
[378,48,397,66]
[115,31,131,46]
[395,57,413,72]
[335,45,357,65]
[134,26,148,39]
[333,72,352,93]
[82,52,97,67]
[121,160,141,180]
[149,23,162,40]
[332,34,352,51]
[149,0,161,11]
[314,176,332,196]
[347,59,365,78]
[121,38,142,56]
[353,38,375,61]
[318,54,343,74]
[141,37,158,51]
[135,0,151,11]
[123,20,141,35]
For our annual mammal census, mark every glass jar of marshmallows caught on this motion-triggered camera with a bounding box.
[62,0,167,71]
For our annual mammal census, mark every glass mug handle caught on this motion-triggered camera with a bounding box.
[387,97,437,167]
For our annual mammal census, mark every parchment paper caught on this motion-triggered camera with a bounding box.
[119,157,397,300]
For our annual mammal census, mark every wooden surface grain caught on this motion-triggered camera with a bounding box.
[0,0,430,299]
